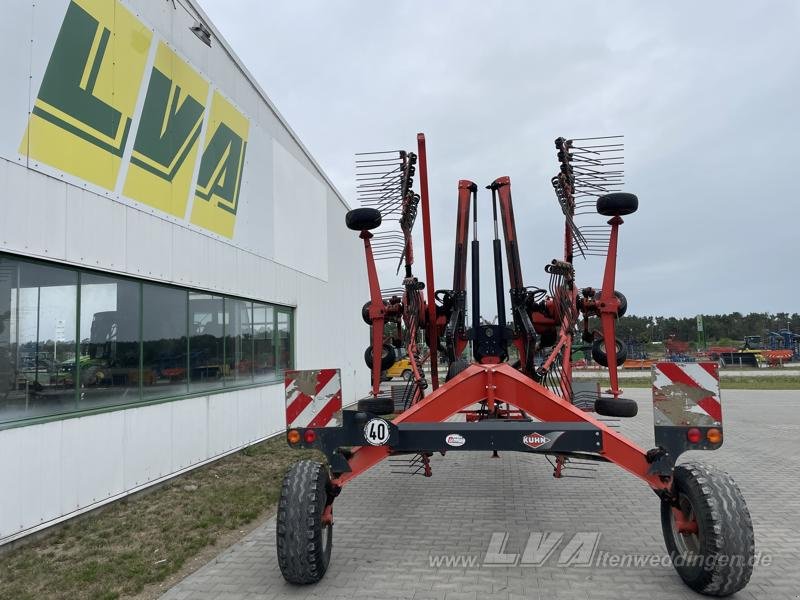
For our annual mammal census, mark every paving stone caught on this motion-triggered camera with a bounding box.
[163,389,799,599]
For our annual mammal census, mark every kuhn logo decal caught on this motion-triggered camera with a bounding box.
[523,432,550,449]
[445,433,466,447]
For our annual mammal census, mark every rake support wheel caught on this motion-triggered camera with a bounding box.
[661,462,754,596]
[277,460,333,584]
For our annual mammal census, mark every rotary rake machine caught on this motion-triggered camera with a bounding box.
[277,134,754,596]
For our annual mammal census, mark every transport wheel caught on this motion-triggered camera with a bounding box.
[401,369,412,381]
[345,207,382,231]
[661,462,754,597]
[591,336,627,367]
[361,301,372,324]
[364,344,396,370]
[596,192,638,216]
[357,396,394,415]
[594,396,638,417]
[445,359,469,381]
[277,460,333,584]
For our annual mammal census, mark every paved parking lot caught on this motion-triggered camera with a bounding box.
[163,389,800,600]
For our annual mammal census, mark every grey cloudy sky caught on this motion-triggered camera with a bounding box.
[200,0,799,318]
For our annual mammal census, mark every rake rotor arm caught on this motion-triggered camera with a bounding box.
[440,180,476,364]
[361,230,386,397]
[492,177,538,374]
[598,215,623,397]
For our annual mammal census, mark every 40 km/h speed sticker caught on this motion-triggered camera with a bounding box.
[363,418,391,446]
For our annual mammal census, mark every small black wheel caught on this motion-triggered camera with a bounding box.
[591,336,627,367]
[361,301,372,324]
[445,359,469,381]
[594,396,638,417]
[277,460,333,584]
[401,369,412,381]
[598,290,628,317]
[597,192,638,216]
[357,396,394,415]
[345,208,382,231]
[661,462,754,596]
[364,344,396,371]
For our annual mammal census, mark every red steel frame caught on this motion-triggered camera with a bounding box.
[333,363,668,491]
[338,133,668,499]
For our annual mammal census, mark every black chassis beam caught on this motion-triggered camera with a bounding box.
[287,410,604,474]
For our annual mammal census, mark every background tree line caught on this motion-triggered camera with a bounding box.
[616,312,800,345]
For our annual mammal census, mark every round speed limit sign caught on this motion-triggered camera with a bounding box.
[363,418,391,446]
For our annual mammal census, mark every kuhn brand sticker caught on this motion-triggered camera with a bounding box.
[445,433,466,447]
[523,432,550,449]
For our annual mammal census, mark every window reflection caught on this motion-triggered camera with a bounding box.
[189,293,224,392]
[142,284,187,400]
[0,252,295,426]
[277,310,293,371]
[253,303,275,382]
[0,257,77,422]
[78,274,140,409]
[224,298,252,386]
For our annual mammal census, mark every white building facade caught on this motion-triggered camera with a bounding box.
[0,0,367,545]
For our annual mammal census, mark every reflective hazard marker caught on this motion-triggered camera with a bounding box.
[285,369,342,428]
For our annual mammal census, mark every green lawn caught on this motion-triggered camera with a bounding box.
[594,376,800,390]
[0,437,321,600]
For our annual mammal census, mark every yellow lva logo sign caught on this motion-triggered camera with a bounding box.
[20,0,249,238]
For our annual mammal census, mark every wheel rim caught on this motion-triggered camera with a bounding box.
[670,493,701,556]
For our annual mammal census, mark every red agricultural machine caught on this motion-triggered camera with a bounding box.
[277,134,754,596]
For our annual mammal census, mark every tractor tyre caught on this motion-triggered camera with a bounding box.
[660,462,754,596]
[364,344,396,371]
[277,460,333,584]
[345,208,382,231]
[597,192,638,216]
[594,396,638,418]
[445,359,469,382]
[591,337,627,367]
[357,396,394,415]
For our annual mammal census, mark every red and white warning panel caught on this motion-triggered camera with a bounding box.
[652,362,722,427]
[285,369,343,429]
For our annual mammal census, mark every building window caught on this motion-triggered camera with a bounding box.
[277,309,293,371]
[142,284,188,401]
[189,292,224,393]
[78,273,141,410]
[0,256,77,422]
[252,303,275,383]
[224,298,253,386]
[0,252,294,428]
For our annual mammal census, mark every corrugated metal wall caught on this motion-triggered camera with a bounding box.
[0,0,368,544]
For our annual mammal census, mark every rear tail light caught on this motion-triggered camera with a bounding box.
[304,429,317,444]
[686,428,702,443]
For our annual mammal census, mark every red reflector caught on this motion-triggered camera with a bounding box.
[686,427,702,443]
[303,429,316,444]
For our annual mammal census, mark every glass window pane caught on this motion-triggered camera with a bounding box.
[277,310,292,372]
[77,274,140,410]
[223,298,252,387]
[189,292,223,393]
[142,284,187,400]
[0,257,77,424]
[253,303,275,383]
